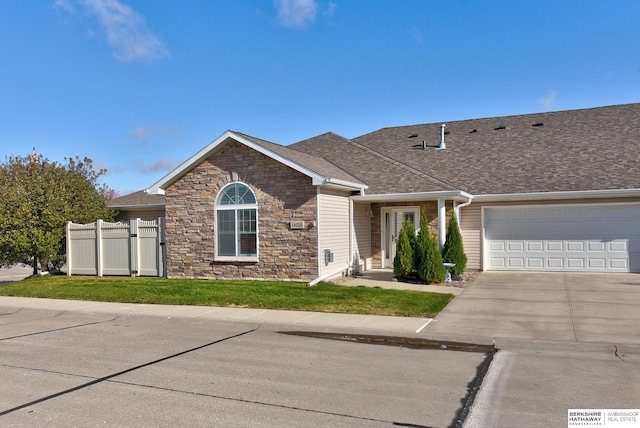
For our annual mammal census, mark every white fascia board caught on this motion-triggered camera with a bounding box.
[314,177,368,191]
[351,190,473,203]
[473,188,640,202]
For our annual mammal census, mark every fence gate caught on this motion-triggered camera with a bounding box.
[67,218,166,277]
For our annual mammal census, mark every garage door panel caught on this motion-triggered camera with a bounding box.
[587,258,607,269]
[610,259,628,269]
[490,257,506,268]
[546,242,563,252]
[609,241,627,252]
[508,241,524,251]
[587,242,605,252]
[566,258,584,269]
[528,241,543,251]
[528,258,544,268]
[547,258,565,268]
[567,241,584,252]
[490,241,505,251]
[485,205,640,273]
[508,258,525,268]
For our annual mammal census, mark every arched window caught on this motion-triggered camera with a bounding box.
[215,183,258,259]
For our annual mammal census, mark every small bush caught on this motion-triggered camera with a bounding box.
[441,211,467,276]
[416,209,445,284]
[393,219,415,278]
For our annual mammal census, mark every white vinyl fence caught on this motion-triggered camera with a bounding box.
[66,218,166,277]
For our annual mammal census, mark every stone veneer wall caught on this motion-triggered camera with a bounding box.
[370,201,452,269]
[165,140,318,280]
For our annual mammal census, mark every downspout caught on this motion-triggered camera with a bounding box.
[307,263,351,287]
[438,199,446,250]
[349,198,354,275]
[454,196,473,225]
[315,187,322,282]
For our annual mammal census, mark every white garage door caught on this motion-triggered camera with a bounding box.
[484,204,640,272]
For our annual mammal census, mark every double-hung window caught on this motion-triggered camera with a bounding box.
[215,183,258,259]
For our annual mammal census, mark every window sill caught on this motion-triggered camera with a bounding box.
[214,257,259,263]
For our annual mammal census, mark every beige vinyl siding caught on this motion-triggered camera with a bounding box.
[352,202,372,271]
[459,204,482,271]
[318,188,351,278]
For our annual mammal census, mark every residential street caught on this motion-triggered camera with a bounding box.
[0,309,485,427]
[1,271,639,427]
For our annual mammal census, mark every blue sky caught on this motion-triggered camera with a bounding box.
[1,1,639,194]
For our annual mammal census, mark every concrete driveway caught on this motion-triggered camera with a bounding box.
[426,272,640,344]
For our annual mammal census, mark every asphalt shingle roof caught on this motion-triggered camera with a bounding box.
[233,131,364,187]
[292,103,640,195]
[289,132,455,194]
[109,190,165,208]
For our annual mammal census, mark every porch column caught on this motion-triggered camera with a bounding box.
[438,198,446,250]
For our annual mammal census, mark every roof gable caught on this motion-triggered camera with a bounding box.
[290,132,457,195]
[146,131,366,195]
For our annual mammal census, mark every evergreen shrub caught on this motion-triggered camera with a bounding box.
[441,212,467,276]
[416,209,445,284]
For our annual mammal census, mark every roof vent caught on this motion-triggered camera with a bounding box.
[532,122,544,127]
[437,124,446,150]
[470,129,477,133]
[494,125,506,130]
[409,133,418,138]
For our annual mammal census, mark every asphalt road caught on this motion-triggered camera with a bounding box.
[3,270,639,427]
[0,308,487,427]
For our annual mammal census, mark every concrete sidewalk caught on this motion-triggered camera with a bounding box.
[0,296,434,335]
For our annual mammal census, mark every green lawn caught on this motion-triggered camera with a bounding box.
[0,275,454,318]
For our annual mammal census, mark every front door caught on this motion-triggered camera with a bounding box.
[382,207,420,268]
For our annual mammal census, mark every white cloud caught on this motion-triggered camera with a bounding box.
[411,27,423,44]
[54,0,170,62]
[274,0,318,28]
[130,125,148,143]
[324,2,337,18]
[137,158,180,174]
[129,124,182,146]
[537,89,557,109]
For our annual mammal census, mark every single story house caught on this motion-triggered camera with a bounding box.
[110,103,640,282]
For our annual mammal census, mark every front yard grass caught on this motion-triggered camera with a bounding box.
[0,275,454,317]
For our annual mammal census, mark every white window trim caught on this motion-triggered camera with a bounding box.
[214,182,259,261]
